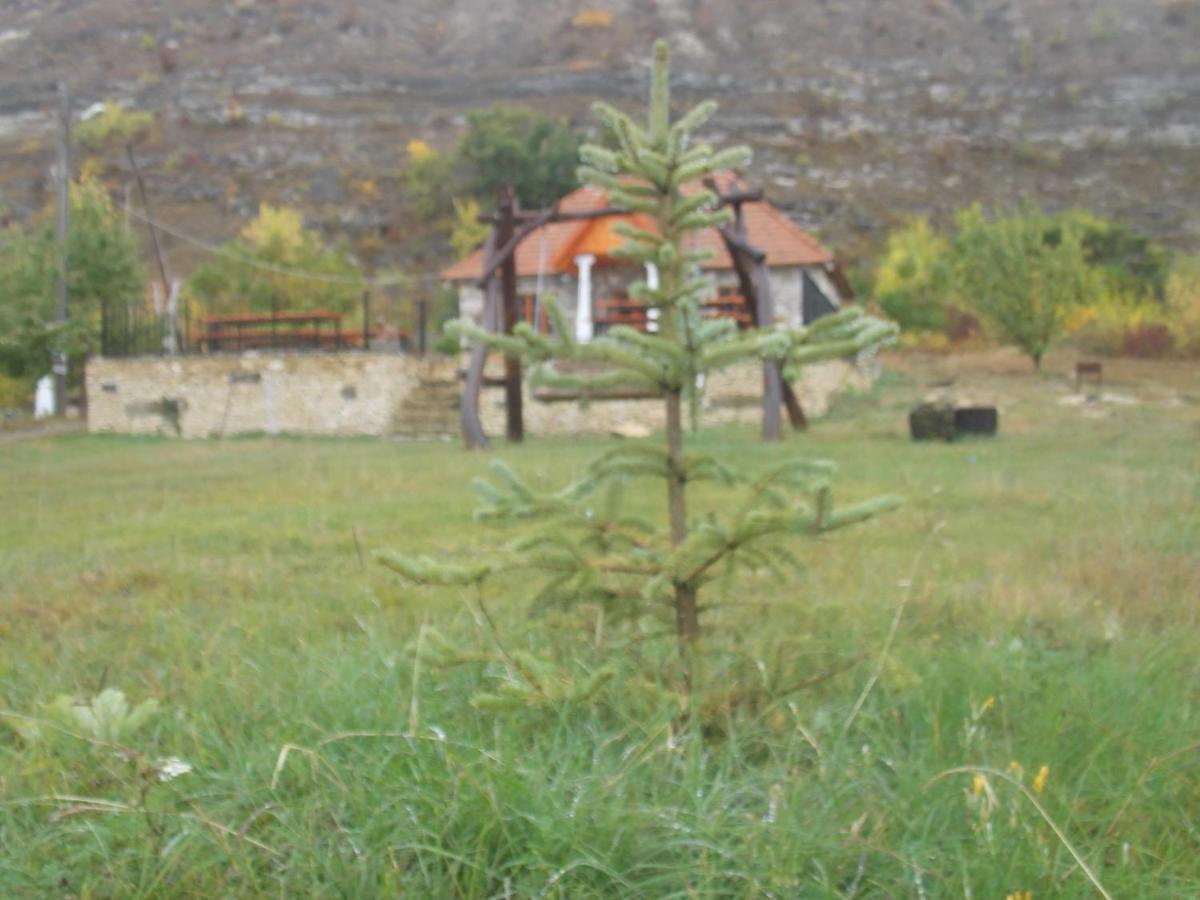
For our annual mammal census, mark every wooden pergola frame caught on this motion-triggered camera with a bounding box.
[460,182,807,449]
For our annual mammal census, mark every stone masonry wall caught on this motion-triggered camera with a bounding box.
[88,351,874,440]
[86,352,459,439]
[479,357,873,437]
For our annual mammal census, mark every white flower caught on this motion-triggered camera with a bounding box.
[157,756,193,782]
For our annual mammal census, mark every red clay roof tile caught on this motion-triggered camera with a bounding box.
[440,175,833,281]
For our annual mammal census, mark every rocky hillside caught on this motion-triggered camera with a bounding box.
[1,0,1198,276]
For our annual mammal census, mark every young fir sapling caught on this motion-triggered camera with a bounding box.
[380,40,900,697]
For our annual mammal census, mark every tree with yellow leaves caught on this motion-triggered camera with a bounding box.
[187,204,365,315]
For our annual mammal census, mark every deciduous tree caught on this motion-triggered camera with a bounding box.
[954,204,1093,370]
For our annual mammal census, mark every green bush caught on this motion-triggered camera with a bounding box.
[0,372,32,411]
[953,204,1095,370]
[0,179,144,380]
[873,218,957,333]
[75,102,154,150]
[186,204,364,315]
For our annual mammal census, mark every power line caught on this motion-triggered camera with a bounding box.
[121,206,413,288]
[2,191,420,290]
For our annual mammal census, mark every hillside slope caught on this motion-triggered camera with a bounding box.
[1,0,1197,274]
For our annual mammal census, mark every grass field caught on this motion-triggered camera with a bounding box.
[2,352,1198,897]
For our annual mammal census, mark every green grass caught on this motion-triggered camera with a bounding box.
[1,362,1198,897]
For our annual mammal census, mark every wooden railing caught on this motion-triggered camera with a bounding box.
[594,291,753,334]
[197,311,348,352]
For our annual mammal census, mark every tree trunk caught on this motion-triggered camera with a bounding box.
[665,389,700,670]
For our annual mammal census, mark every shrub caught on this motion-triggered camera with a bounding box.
[186,204,364,315]
[1069,211,1173,302]
[75,101,154,150]
[1066,292,1176,357]
[953,204,1095,370]
[403,140,458,224]
[1166,255,1200,356]
[0,372,32,411]
[449,197,490,260]
[873,217,956,333]
[1122,322,1174,357]
[0,179,144,379]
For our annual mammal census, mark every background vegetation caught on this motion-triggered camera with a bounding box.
[0,177,143,395]
[872,206,1200,363]
[185,203,366,316]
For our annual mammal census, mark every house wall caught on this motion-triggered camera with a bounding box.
[767,267,805,326]
[454,265,836,333]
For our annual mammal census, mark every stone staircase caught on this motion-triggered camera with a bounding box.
[391,360,461,439]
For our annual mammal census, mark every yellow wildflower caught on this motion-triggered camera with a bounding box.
[1033,765,1049,794]
[1008,760,1024,780]
[1005,892,1032,900]
[972,774,988,796]
[406,139,435,163]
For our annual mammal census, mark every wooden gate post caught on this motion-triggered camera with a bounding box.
[496,186,524,443]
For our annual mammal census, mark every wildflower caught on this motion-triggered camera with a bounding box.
[973,774,988,797]
[1008,760,1024,780]
[1033,765,1049,794]
[1005,891,1032,900]
[157,756,193,782]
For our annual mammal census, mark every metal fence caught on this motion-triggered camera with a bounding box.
[100,299,185,358]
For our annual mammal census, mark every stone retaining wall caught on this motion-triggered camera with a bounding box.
[86,353,456,439]
[87,351,874,439]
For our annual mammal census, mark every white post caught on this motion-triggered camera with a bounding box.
[35,376,55,419]
[644,263,660,333]
[574,253,596,343]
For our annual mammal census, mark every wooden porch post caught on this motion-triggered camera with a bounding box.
[497,186,524,443]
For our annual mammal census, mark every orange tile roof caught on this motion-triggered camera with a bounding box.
[439,174,834,282]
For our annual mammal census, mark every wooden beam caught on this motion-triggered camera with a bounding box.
[476,202,559,287]
[703,177,763,207]
[475,205,631,287]
[477,191,768,288]
[751,256,783,441]
[717,226,767,265]
[716,220,788,441]
[782,381,808,431]
[460,229,497,450]
[477,204,629,226]
[497,186,524,443]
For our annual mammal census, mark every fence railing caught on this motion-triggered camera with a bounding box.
[100,299,183,358]
[99,296,437,359]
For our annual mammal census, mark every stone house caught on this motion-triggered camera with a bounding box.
[440,175,853,340]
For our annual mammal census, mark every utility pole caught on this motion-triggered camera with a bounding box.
[126,144,170,298]
[126,144,178,353]
[53,81,71,415]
